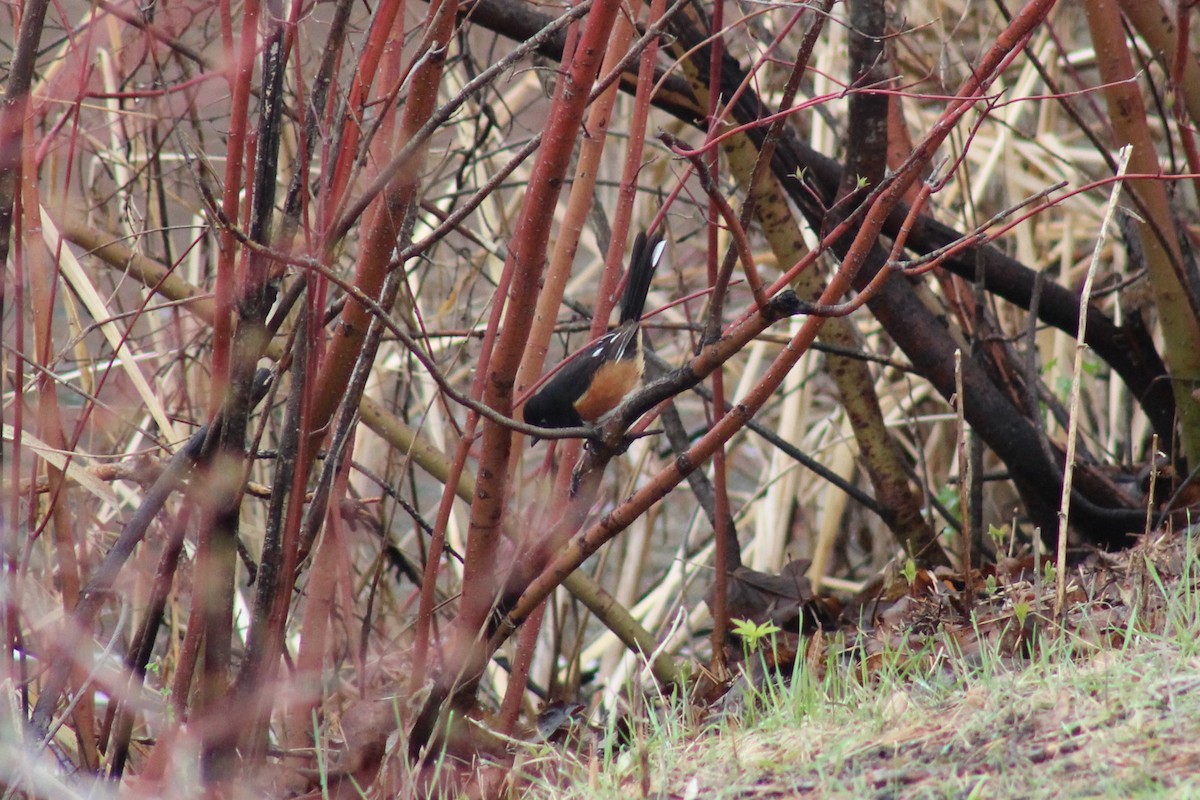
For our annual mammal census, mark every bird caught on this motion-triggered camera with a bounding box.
[523,231,665,438]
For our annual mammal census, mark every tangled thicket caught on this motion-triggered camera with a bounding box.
[2,0,1198,794]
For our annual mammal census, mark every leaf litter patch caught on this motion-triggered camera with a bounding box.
[632,528,1200,799]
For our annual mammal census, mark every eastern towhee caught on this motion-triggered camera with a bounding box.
[523,231,665,436]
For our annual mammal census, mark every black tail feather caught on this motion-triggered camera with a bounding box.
[619,231,664,325]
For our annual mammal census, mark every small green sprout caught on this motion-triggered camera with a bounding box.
[731,618,782,653]
[987,523,1008,549]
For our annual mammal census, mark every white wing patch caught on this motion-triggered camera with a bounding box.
[651,238,667,267]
